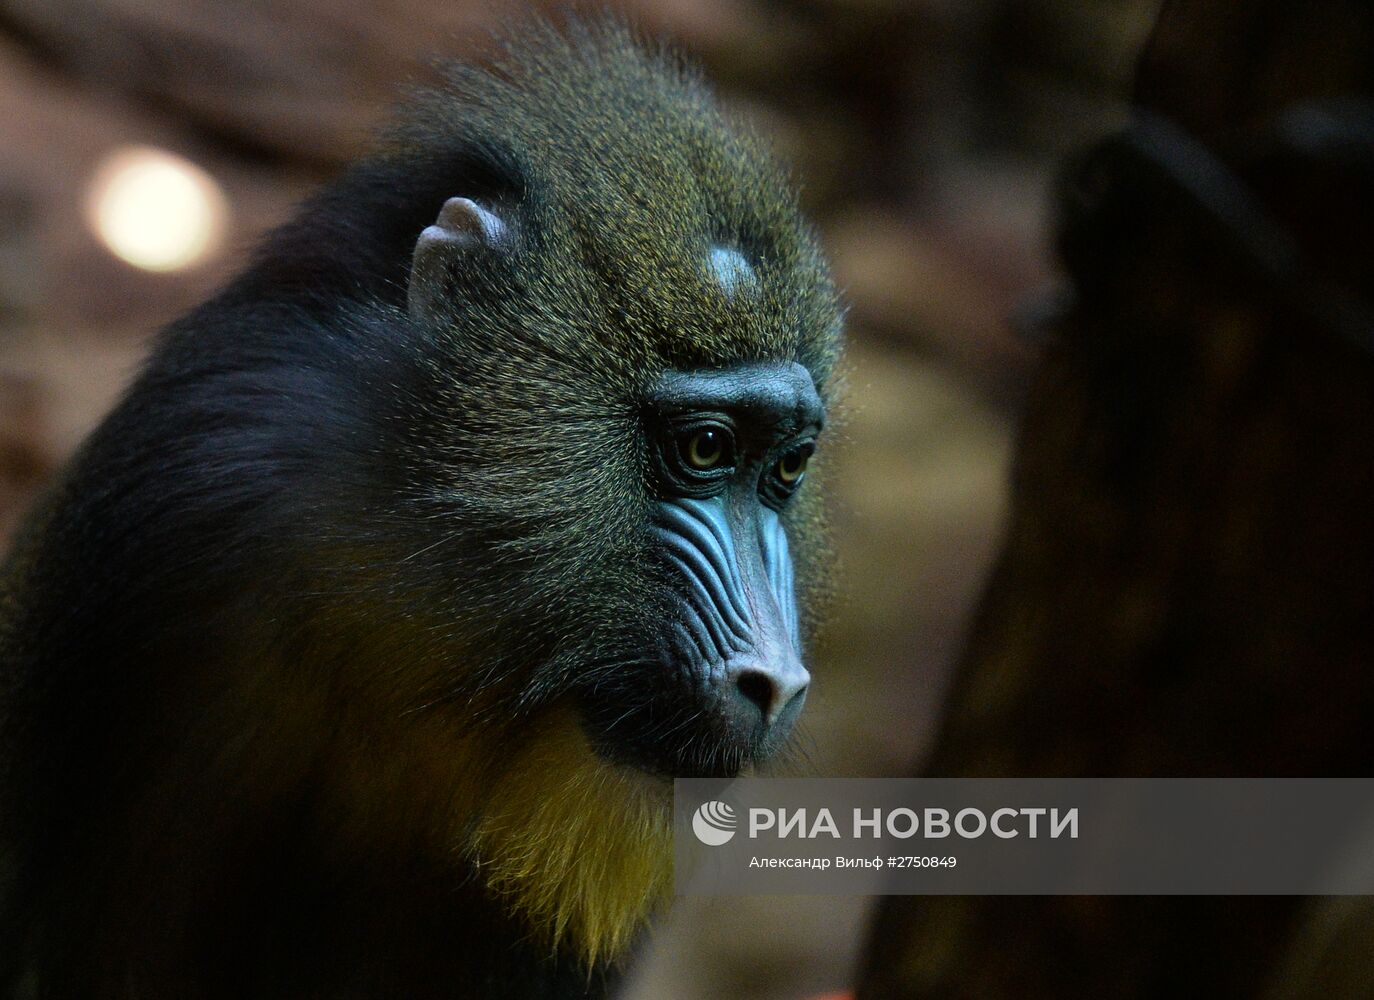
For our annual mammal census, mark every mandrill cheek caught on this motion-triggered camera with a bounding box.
[652,496,810,747]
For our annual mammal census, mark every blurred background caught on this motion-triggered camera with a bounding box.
[0,1,1160,996]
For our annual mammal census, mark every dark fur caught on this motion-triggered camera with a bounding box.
[0,17,841,998]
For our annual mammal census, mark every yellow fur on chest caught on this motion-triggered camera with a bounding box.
[464,708,674,967]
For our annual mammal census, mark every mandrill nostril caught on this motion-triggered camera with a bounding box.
[728,666,809,734]
[735,670,776,721]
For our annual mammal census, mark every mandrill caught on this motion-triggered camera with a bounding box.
[0,16,842,1000]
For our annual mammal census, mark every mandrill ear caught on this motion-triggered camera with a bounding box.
[407,197,509,321]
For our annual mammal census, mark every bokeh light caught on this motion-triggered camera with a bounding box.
[85,146,228,272]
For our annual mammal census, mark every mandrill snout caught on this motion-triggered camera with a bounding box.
[652,488,811,766]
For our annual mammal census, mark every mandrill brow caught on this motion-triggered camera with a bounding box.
[0,15,842,1000]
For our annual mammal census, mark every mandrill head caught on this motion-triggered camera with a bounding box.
[365,20,842,779]
[263,16,842,964]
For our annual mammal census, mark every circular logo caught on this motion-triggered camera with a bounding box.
[692,800,737,846]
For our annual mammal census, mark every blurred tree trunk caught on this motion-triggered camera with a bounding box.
[857,2,1374,997]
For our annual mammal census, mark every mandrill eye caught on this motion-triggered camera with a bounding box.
[776,447,810,483]
[682,427,730,470]
[761,441,816,509]
[659,420,736,497]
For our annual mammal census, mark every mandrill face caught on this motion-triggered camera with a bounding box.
[577,360,824,779]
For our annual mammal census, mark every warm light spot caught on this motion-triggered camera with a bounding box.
[85,146,228,272]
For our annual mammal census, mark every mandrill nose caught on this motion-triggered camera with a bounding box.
[726,655,810,738]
